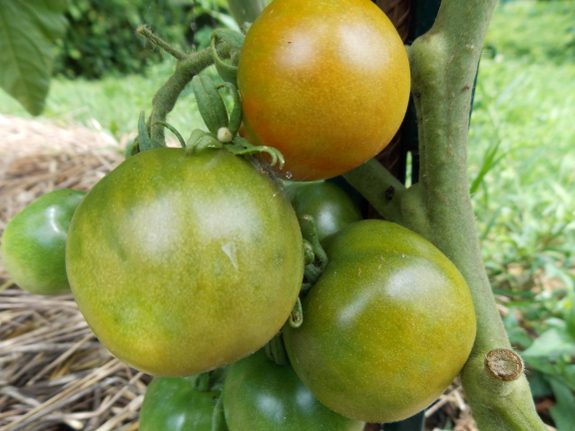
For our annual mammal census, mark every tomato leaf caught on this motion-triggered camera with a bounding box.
[0,0,68,116]
[547,376,575,431]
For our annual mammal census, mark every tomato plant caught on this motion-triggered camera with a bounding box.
[237,0,410,181]
[1,189,85,295]
[66,147,304,377]
[140,376,222,431]
[284,180,362,242]
[283,220,476,423]
[222,349,365,431]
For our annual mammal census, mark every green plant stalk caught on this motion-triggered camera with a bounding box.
[347,0,548,429]
[407,0,546,429]
[148,49,217,145]
[137,26,231,145]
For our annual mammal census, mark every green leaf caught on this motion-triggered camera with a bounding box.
[522,322,575,359]
[0,0,68,115]
[548,376,575,431]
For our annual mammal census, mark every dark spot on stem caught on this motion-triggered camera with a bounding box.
[385,186,395,201]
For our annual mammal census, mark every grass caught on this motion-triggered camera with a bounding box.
[469,0,575,294]
[468,4,575,426]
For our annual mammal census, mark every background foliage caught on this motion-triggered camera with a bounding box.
[53,0,235,79]
[467,1,575,428]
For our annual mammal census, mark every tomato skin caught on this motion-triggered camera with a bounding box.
[284,181,362,242]
[238,0,411,181]
[140,377,221,431]
[66,148,304,377]
[1,189,85,295]
[222,349,365,431]
[283,220,476,423]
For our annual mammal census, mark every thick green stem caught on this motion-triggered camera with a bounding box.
[343,159,406,224]
[406,0,546,429]
[148,48,218,145]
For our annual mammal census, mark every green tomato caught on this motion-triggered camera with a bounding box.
[140,377,222,431]
[283,220,477,423]
[284,180,362,242]
[66,148,304,377]
[223,349,365,431]
[1,189,85,295]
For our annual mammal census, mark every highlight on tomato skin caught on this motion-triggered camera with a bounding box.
[237,0,411,181]
[283,219,477,424]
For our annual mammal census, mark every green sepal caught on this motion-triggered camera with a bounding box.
[192,372,212,392]
[230,136,285,169]
[298,215,329,291]
[303,240,315,266]
[124,138,140,159]
[265,333,290,367]
[192,369,226,392]
[152,121,186,148]
[212,28,245,50]
[211,35,239,85]
[191,75,229,134]
[288,298,303,328]
[218,82,242,135]
[137,111,163,152]
[186,129,224,155]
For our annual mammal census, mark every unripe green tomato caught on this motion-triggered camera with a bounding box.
[140,377,222,431]
[284,220,477,423]
[66,148,304,377]
[223,349,365,431]
[1,189,85,295]
[284,181,362,242]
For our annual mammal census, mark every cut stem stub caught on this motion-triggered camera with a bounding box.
[484,348,524,382]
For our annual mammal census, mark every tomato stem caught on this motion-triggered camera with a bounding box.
[406,0,547,429]
[136,25,188,62]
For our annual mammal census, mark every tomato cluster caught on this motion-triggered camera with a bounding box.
[1,0,478,428]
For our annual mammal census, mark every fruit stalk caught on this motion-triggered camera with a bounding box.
[136,26,231,146]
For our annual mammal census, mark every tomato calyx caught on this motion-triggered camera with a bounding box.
[210,28,245,86]
[299,215,329,292]
[191,368,226,392]
[186,75,285,167]
[264,332,290,366]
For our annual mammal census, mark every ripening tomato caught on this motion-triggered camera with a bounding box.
[139,377,222,431]
[66,148,304,377]
[1,189,85,295]
[283,220,476,423]
[222,349,365,431]
[238,0,410,181]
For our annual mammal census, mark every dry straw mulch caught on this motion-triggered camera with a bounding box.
[0,114,495,431]
[0,115,149,431]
